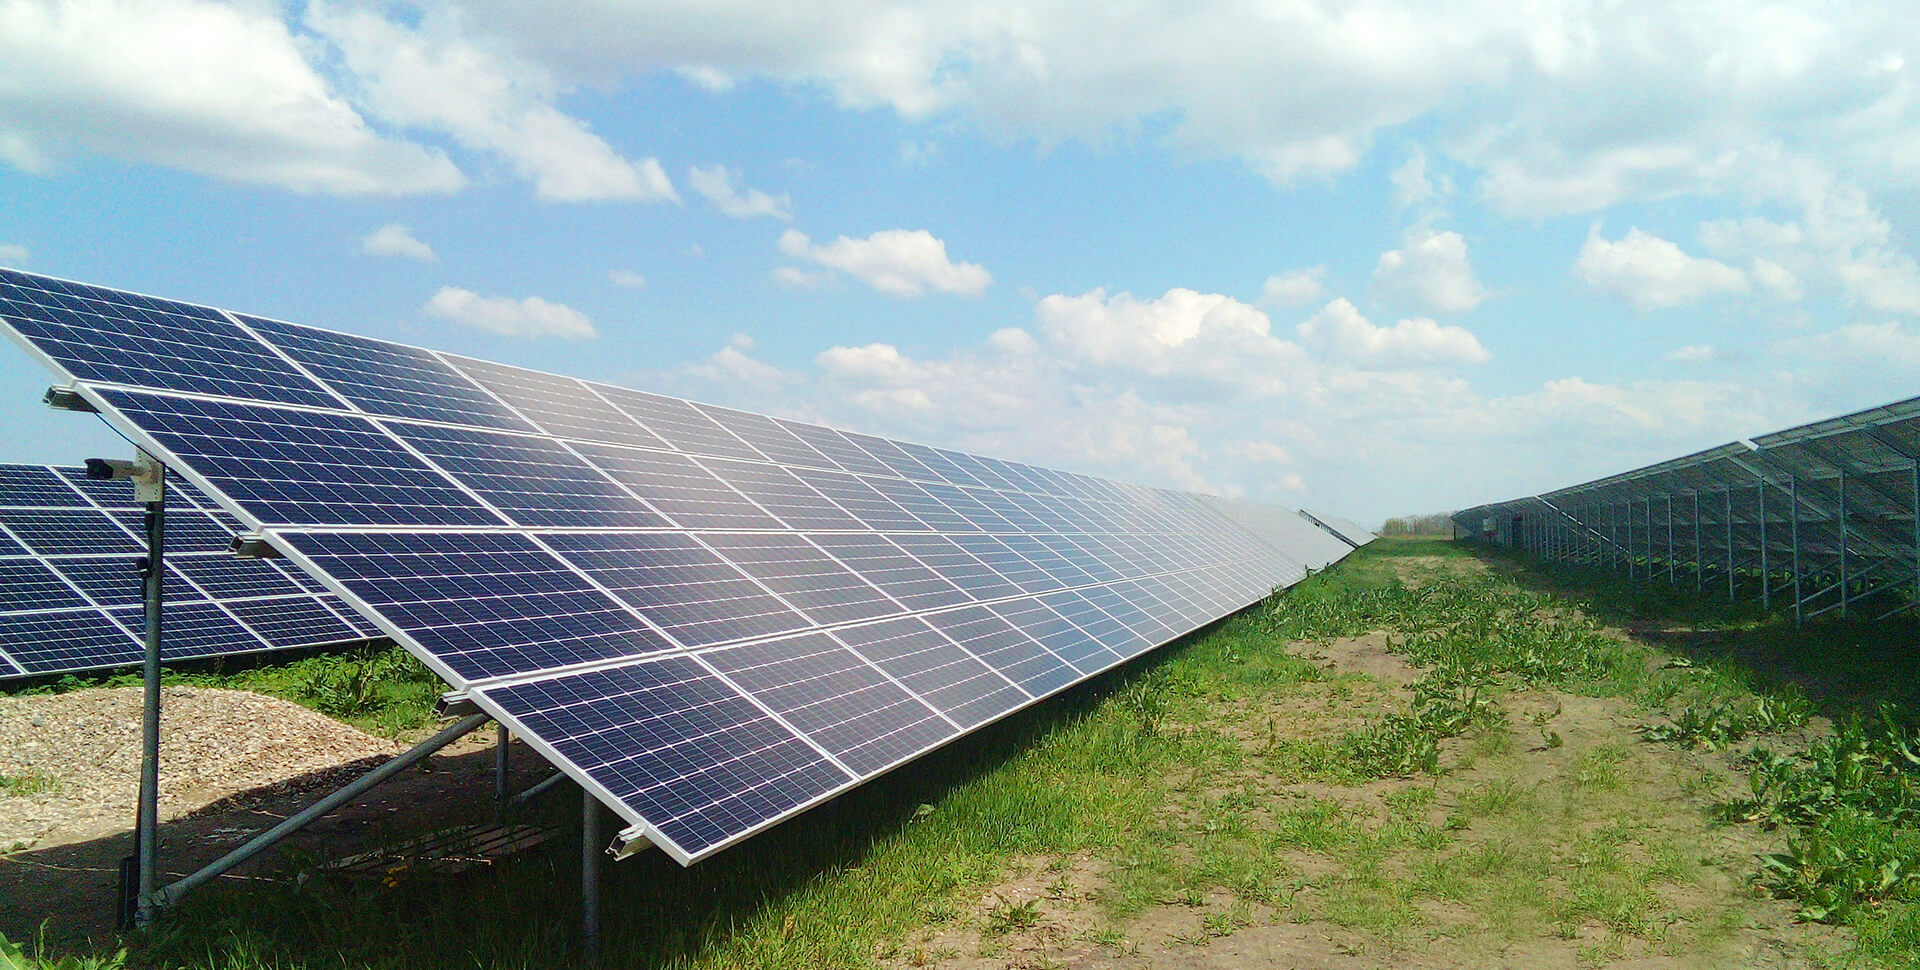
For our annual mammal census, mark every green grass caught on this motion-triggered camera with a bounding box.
[4,645,441,737]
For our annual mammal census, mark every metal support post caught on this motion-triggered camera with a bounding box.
[1645,496,1654,578]
[1790,476,1802,627]
[1625,500,1634,578]
[494,722,510,822]
[1839,467,1849,618]
[154,713,491,908]
[1913,459,1919,611]
[1758,480,1770,610]
[134,473,165,930]
[1666,495,1675,583]
[1725,489,1735,603]
[582,788,602,964]
[1693,492,1702,594]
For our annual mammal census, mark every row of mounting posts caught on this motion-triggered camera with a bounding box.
[1490,451,1920,627]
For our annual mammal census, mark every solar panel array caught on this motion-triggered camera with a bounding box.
[0,267,1360,863]
[1454,394,1920,622]
[1300,509,1375,549]
[0,463,380,678]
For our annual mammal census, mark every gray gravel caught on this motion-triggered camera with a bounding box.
[0,686,399,851]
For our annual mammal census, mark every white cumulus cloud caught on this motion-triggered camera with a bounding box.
[1573,227,1750,310]
[689,165,792,220]
[0,0,464,195]
[360,223,435,261]
[0,243,26,265]
[423,287,597,340]
[1258,267,1326,308]
[778,228,990,297]
[1665,344,1720,364]
[1296,299,1489,367]
[608,269,646,289]
[307,3,675,203]
[1371,229,1488,313]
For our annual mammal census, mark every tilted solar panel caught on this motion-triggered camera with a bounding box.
[0,267,1358,861]
[0,463,380,678]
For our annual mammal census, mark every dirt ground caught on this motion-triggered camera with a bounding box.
[0,696,547,945]
[884,555,1838,970]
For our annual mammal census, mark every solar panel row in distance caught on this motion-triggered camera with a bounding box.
[0,464,380,678]
[0,267,1360,862]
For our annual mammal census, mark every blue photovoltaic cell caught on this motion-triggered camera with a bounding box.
[804,534,970,612]
[173,553,307,600]
[883,533,1023,601]
[286,531,673,683]
[988,597,1120,674]
[1079,585,1166,655]
[830,617,1027,729]
[949,534,1061,592]
[97,390,503,528]
[55,556,195,607]
[699,533,900,626]
[0,532,25,557]
[998,534,1094,587]
[1036,589,1136,656]
[787,468,926,532]
[237,315,540,433]
[920,605,1077,697]
[481,656,851,857]
[776,421,896,479]
[383,422,669,529]
[858,476,967,532]
[963,486,1047,532]
[698,458,864,532]
[693,404,839,471]
[703,631,956,776]
[0,269,338,408]
[594,384,765,461]
[0,609,138,674]
[839,432,939,482]
[108,602,264,660]
[918,482,1013,531]
[0,559,90,612]
[0,466,87,506]
[537,532,811,647]
[572,442,781,531]
[447,356,668,450]
[107,510,234,554]
[223,596,364,649]
[0,507,143,556]
[894,441,981,487]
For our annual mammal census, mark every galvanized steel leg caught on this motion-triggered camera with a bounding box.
[1693,492,1703,594]
[1758,480,1770,611]
[494,722,510,822]
[1839,467,1849,618]
[134,488,166,930]
[1666,495,1675,583]
[1791,476,1802,627]
[1725,489,1735,603]
[582,788,602,964]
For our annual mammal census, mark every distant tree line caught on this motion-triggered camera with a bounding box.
[1379,512,1454,536]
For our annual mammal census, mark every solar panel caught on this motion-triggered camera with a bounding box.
[0,462,378,678]
[0,267,1363,863]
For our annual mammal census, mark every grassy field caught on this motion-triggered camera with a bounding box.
[6,536,1920,968]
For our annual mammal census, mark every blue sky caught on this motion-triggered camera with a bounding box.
[3,0,1918,527]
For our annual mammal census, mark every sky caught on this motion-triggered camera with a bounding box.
[2,1,1918,528]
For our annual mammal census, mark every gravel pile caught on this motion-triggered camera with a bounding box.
[0,686,400,851]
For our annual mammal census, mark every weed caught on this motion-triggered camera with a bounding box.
[0,769,59,798]
[983,896,1043,934]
